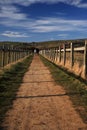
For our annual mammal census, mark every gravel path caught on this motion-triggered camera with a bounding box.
[3,54,87,130]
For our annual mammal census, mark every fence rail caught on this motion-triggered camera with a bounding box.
[0,44,31,68]
[40,40,87,79]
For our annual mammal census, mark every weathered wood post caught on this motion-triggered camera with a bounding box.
[50,49,52,61]
[43,50,45,57]
[10,46,12,63]
[20,49,22,59]
[44,49,45,57]
[18,49,20,59]
[54,48,56,62]
[53,48,55,62]
[84,40,87,78]
[8,45,10,64]
[45,49,46,57]
[71,42,74,67]
[15,48,17,61]
[59,45,61,62]
[56,47,59,62]
[5,45,9,65]
[63,44,66,65]
[55,48,57,62]
[56,48,58,62]
[51,48,54,62]
[47,49,49,59]
[2,45,5,67]
[17,48,19,61]
[13,47,15,62]
[49,49,50,59]
[11,46,13,62]
[49,49,51,60]
[48,49,50,59]
[42,50,43,56]
[23,49,25,58]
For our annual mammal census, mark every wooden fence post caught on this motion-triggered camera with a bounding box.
[2,45,5,67]
[13,48,15,62]
[12,46,14,62]
[56,47,59,62]
[84,40,87,78]
[71,42,74,67]
[59,46,61,62]
[55,48,57,62]
[8,46,10,64]
[53,48,55,62]
[50,49,52,61]
[63,44,66,65]
[54,48,56,62]
[15,49,16,61]
[51,48,53,61]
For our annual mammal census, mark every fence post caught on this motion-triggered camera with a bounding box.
[2,45,5,67]
[63,44,66,65]
[55,48,57,62]
[59,45,61,62]
[71,42,74,67]
[53,48,55,62]
[8,46,10,64]
[54,48,56,62]
[11,46,13,62]
[52,48,54,62]
[50,49,52,61]
[56,47,59,62]
[84,40,87,78]
[47,49,49,59]
[13,47,16,62]
[15,48,16,61]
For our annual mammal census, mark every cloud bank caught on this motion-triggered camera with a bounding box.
[0,0,87,8]
[1,31,29,38]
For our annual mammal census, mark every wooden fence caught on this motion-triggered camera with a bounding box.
[40,40,87,79]
[0,44,31,68]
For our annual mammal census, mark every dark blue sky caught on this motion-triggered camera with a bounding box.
[0,0,87,42]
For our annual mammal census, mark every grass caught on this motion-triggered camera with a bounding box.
[40,55,87,124]
[0,55,33,128]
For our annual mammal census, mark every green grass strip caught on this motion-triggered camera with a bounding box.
[0,55,33,128]
[40,55,87,124]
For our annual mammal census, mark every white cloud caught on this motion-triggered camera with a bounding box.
[1,31,29,37]
[0,0,87,34]
[30,17,87,32]
[0,5,27,20]
[58,33,69,38]
[0,0,86,8]
[1,17,87,33]
[0,0,87,26]
[77,3,87,8]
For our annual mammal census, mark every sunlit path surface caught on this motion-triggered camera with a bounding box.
[3,54,86,130]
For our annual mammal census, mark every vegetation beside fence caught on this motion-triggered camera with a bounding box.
[0,55,33,128]
[40,55,87,124]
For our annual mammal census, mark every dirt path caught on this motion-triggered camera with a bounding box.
[3,55,87,130]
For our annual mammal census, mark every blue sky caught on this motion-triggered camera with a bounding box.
[0,0,87,42]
